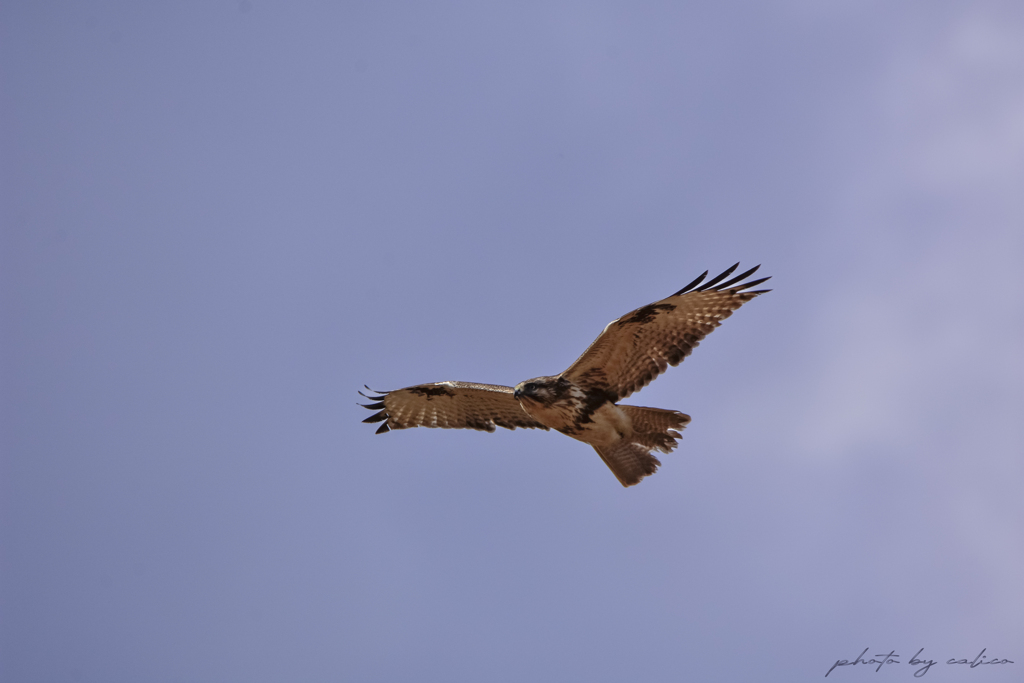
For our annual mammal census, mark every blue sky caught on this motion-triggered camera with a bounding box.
[2,3,1022,682]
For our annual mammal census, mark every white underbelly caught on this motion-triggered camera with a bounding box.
[563,402,632,448]
[518,393,634,448]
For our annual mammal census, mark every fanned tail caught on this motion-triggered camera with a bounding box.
[593,442,662,487]
[595,406,691,487]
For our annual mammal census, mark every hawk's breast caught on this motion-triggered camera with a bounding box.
[517,382,629,448]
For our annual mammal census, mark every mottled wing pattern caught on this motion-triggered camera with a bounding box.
[562,264,770,401]
[360,381,549,434]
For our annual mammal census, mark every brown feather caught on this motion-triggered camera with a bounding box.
[562,266,769,401]
[592,442,662,487]
[361,381,549,433]
[360,264,769,488]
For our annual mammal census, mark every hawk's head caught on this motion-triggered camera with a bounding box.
[513,376,571,404]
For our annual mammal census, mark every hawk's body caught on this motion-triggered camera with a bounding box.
[361,263,770,487]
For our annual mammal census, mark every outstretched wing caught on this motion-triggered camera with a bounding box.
[562,264,770,401]
[360,381,549,434]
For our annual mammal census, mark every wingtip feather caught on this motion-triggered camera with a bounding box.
[734,275,771,291]
[695,262,739,291]
[673,270,708,296]
[717,264,761,290]
[674,263,771,296]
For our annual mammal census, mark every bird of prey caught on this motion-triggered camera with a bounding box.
[360,263,770,487]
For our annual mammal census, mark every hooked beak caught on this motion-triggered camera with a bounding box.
[513,388,522,399]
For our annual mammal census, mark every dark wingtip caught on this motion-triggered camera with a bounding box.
[717,264,760,290]
[695,262,739,291]
[361,385,392,431]
[734,275,771,291]
[673,270,709,296]
[358,388,387,401]
[676,264,772,296]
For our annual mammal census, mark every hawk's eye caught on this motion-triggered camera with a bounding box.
[524,383,537,393]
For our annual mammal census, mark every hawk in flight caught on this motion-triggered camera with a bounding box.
[361,263,770,487]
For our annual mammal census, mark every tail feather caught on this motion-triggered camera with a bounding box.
[619,405,690,453]
[594,442,662,487]
[595,406,691,487]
